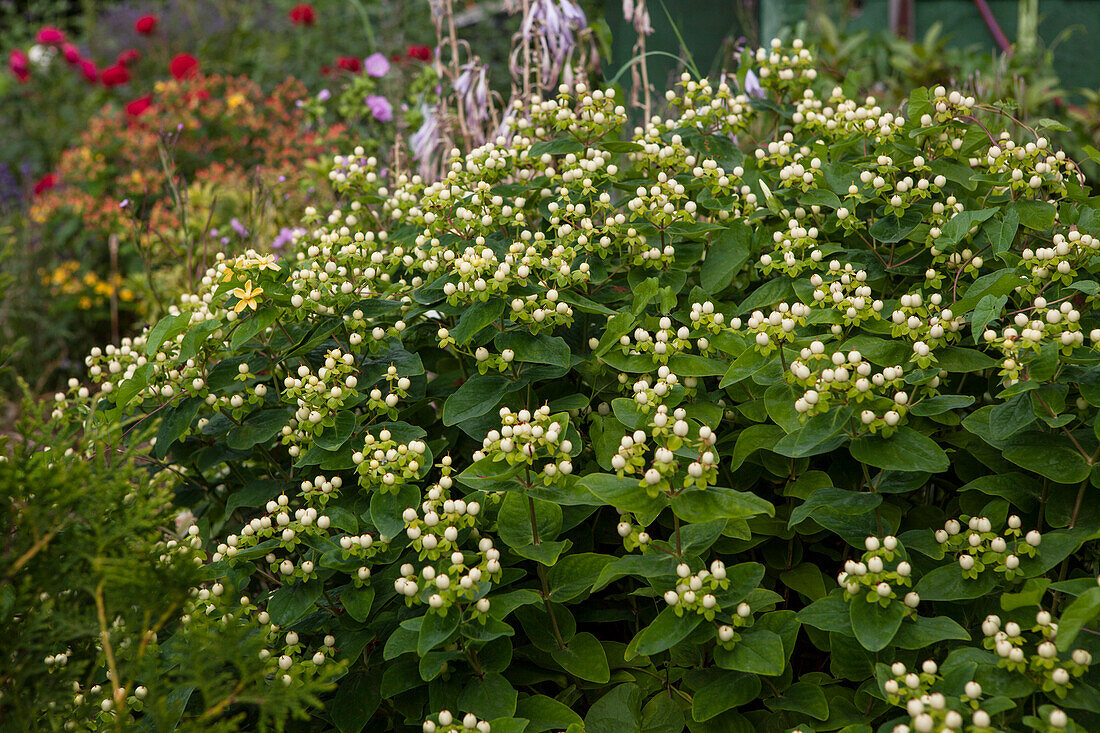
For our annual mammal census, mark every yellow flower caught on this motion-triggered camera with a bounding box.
[227,93,246,110]
[254,254,281,272]
[232,280,263,313]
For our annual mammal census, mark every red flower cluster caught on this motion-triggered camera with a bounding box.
[125,95,153,117]
[406,44,432,61]
[35,26,66,46]
[135,15,158,35]
[117,49,141,66]
[9,49,29,83]
[289,3,316,26]
[101,64,130,87]
[336,56,361,73]
[169,53,200,80]
[33,173,58,196]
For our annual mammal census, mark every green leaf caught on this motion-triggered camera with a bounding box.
[370,483,420,540]
[328,666,380,733]
[910,394,975,417]
[736,278,794,315]
[671,487,774,523]
[938,208,997,246]
[850,600,905,652]
[701,224,752,294]
[315,410,356,451]
[1055,587,1100,652]
[459,672,518,720]
[797,593,854,635]
[551,631,611,682]
[267,580,323,625]
[727,424,785,469]
[153,396,203,458]
[516,695,584,733]
[594,312,635,357]
[579,473,669,526]
[226,408,291,451]
[714,628,785,675]
[341,585,374,623]
[627,607,702,658]
[1002,432,1090,483]
[869,209,922,243]
[772,407,853,458]
[145,311,191,356]
[892,615,970,649]
[789,488,881,529]
[691,670,761,721]
[548,553,616,603]
[419,610,461,655]
[936,346,997,372]
[764,681,829,721]
[719,348,773,388]
[494,332,570,368]
[632,277,659,315]
[585,684,643,733]
[178,318,222,363]
[849,427,949,473]
[986,210,1019,256]
[1011,199,1057,231]
[970,294,1008,342]
[442,374,512,426]
[914,565,997,601]
[451,299,505,345]
[229,306,279,349]
[112,363,154,408]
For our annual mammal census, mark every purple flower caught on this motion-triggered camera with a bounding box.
[229,217,249,238]
[410,103,442,178]
[743,69,764,99]
[364,52,389,78]
[271,226,305,249]
[454,61,491,144]
[518,0,587,89]
[365,94,393,122]
[317,88,331,102]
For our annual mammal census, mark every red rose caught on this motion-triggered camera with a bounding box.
[79,60,97,82]
[134,15,158,34]
[117,49,141,66]
[33,173,57,196]
[101,63,130,87]
[36,26,66,45]
[9,49,29,82]
[406,44,432,61]
[126,95,153,117]
[169,53,199,80]
[61,43,81,64]
[288,3,316,25]
[336,56,361,73]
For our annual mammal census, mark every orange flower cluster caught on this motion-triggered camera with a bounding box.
[32,73,345,240]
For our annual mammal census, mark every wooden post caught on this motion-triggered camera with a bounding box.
[889,0,914,40]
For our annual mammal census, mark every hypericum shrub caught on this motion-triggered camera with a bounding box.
[53,37,1100,732]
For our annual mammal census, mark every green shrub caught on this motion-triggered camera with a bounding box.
[43,38,1100,732]
[0,394,335,731]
